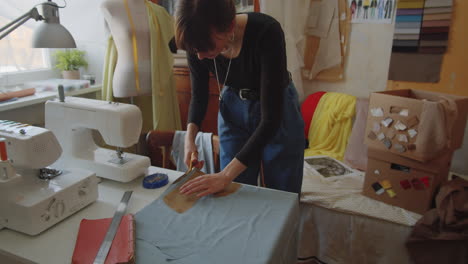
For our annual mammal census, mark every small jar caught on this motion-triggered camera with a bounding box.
[83,74,96,85]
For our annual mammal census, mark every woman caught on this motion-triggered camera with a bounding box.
[176,0,304,197]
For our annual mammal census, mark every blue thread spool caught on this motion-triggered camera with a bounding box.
[143,173,169,189]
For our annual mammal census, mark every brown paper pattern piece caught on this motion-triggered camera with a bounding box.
[164,170,242,213]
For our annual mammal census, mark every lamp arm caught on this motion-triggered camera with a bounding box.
[0,8,43,40]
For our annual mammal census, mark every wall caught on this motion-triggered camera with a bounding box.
[303,23,395,98]
[387,0,467,96]
[301,0,468,175]
[60,0,108,85]
[387,0,468,175]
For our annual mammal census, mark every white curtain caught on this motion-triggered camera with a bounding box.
[260,0,310,101]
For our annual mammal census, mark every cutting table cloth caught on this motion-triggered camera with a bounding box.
[135,179,299,264]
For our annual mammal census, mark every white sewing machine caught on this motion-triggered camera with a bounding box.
[45,97,150,182]
[0,121,98,236]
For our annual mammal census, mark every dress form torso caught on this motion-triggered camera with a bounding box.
[101,0,151,98]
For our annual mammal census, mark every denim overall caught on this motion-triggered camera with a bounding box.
[218,82,305,194]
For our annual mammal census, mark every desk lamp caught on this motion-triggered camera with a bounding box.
[0,0,76,48]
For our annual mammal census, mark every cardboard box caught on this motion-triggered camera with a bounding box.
[365,89,468,162]
[362,148,452,215]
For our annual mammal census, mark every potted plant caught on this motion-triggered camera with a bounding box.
[53,49,88,79]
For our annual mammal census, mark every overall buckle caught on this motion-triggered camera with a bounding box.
[239,89,250,100]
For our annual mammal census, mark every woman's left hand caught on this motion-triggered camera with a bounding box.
[179,173,231,197]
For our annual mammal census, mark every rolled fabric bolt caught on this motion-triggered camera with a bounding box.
[0,138,7,161]
[387,129,396,139]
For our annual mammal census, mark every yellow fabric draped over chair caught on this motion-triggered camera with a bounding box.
[305,92,356,160]
[102,1,181,133]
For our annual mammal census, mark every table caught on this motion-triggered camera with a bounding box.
[0,166,299,264]
[0,167,181,264]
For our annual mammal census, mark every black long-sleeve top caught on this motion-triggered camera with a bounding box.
[187,12,289,167]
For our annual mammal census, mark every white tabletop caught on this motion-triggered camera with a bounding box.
[0,166,183,264]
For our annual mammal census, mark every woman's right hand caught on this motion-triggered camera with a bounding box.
[184,139,198,168]
[184,123,200,168]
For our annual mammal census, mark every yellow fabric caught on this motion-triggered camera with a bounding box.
[123,0,141,94]
[304,92,356,160]
[102,1,181,132]
[145,2,181,131]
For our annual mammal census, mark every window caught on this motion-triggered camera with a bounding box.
[0,15,50,74]
[0,0,58,88]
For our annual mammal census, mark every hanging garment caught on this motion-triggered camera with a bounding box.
[102,1,181,131]
[171,131,216,174]
[305,92,356,160]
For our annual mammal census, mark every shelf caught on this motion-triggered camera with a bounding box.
[0,85,102,112]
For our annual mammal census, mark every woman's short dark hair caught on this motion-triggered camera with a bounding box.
[175,0,236,53]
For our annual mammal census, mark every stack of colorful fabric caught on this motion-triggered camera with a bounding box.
[392,0,453,53]
[420,0,453,53]
[393,0,425,52]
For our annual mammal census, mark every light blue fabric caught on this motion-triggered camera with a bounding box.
[171,131,215,174]
[135,180,299,264]
[218,82,304,194]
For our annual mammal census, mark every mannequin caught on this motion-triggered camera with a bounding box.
[101,0,152,97]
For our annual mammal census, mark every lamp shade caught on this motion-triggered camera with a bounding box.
[32,22,76,48]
